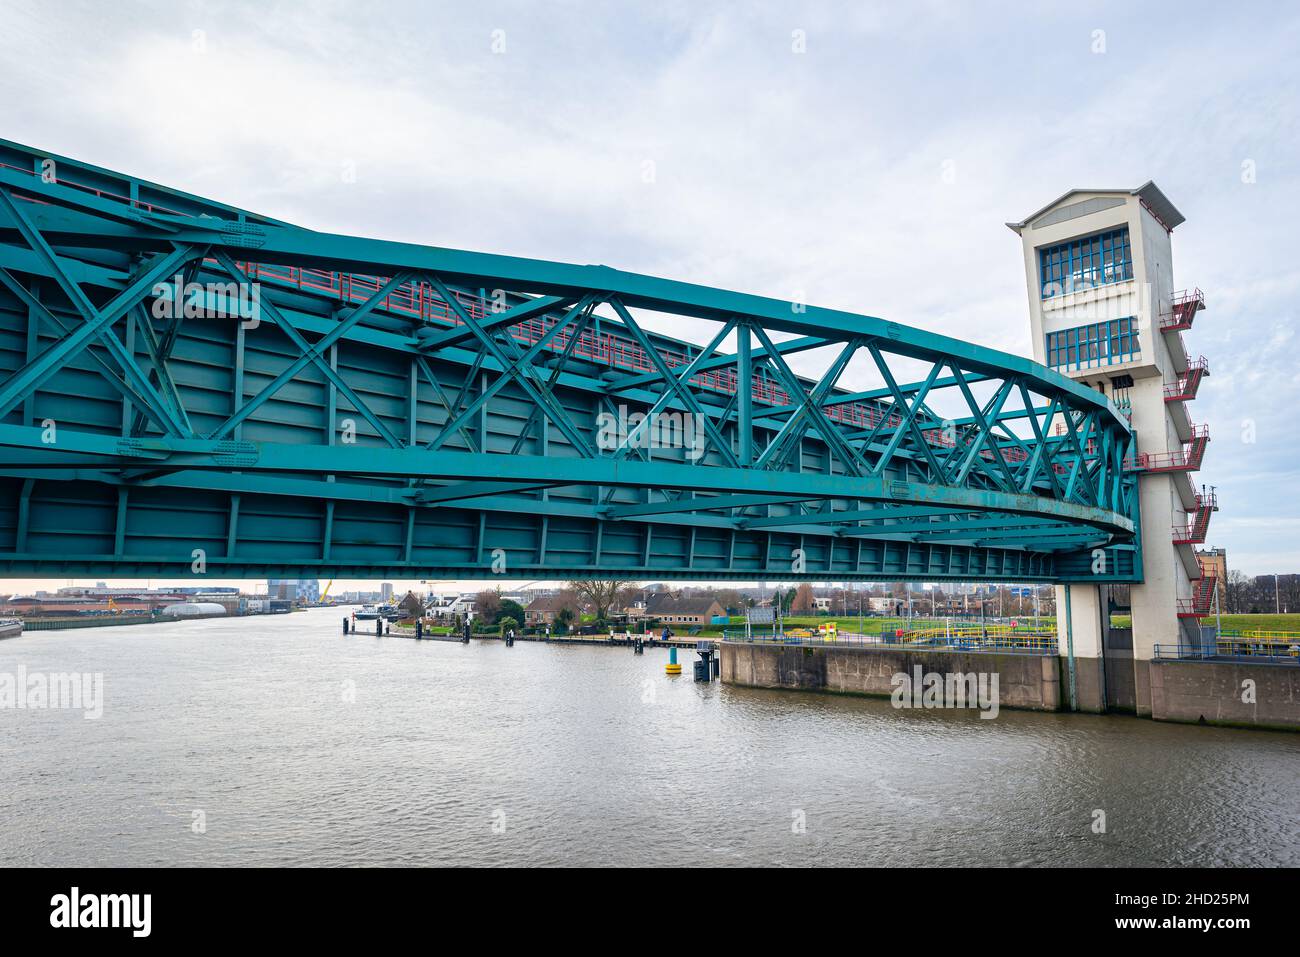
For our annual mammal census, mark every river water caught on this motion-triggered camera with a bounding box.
[1,608,1296,867]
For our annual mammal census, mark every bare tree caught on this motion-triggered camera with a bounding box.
[567,580,632,620]
[474,589,502,624]
[1225,569,1250,615]
[714,588,744,614]
[554,588,583,618]
[615,584,642,613]
[791,582,815,612]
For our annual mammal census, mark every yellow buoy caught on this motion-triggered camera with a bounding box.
[666,646,681,674]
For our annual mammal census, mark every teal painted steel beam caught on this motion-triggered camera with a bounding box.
[607,315,735,461]
[607,332,827,393]
[0,239,198,421]
[0,269,186,437]
[736,324,753,465]
[425,293,596,453]
[0,422,1134,535]
[604,492,816,519]
[205,271,413,440]
[415,294,574,352]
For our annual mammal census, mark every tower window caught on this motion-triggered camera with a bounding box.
[1038,226,1133,298]
[1045,317,1140,370]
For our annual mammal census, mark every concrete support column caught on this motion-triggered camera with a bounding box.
[1128,470,1188,661]
[1056,583,1108,713]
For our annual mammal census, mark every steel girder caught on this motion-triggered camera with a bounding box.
[0,138,1140,582]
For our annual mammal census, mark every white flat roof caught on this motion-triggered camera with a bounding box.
[1006,181,1184,233]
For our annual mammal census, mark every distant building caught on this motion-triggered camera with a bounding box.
[427,594,476,618]
[520,584,558,599]
[381,582,394,601]
[645,594,725,627]
[525,594,574,626]
[160,602,227,618]
[267,579,320,603]
[3,595,166,617]
[57,585,183,598]
[397,591,424,617]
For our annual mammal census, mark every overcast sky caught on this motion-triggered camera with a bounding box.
[1,0,1296,591]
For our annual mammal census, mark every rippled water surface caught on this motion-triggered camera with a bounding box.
[2,609,1296,867]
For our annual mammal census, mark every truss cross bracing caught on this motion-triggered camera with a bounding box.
[0,140,1140,582]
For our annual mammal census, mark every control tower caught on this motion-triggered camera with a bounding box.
[1009,184,1216,713]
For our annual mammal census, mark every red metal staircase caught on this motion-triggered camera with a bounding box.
[1177,556,1219,619]
[1164,355,1210,402]
[1172,486,1218,544]
[1161,288,1205,332]
[1124,423,1209,472]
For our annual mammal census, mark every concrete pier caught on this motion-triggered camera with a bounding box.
[721,641,1300,730]
[1149,659,1300,731]
[722,641,1061,712]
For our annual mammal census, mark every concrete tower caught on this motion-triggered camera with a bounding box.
[1009,184,1216,713]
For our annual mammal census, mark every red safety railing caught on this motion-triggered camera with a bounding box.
[1161,287,1205,332]
[1177,573,1218,618]
[1163,356,1210,401]
[1125,424,1209,472]
[1172,487,1219,544]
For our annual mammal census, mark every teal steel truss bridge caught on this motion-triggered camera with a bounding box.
[0,139,1140,583]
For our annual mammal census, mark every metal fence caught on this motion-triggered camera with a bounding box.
[722,629,1058,655]
[1155,638,1300,664]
